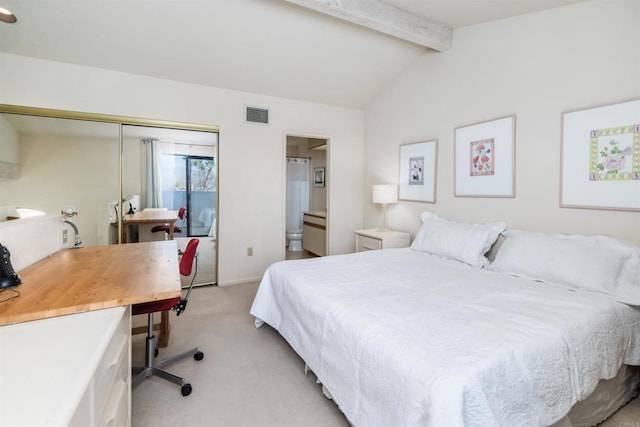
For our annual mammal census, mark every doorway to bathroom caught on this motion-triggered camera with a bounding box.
[285,134,328,261]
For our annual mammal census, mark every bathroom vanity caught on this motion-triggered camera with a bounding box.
[302,211,326,256]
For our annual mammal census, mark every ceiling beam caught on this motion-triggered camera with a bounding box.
[282,0,452,51]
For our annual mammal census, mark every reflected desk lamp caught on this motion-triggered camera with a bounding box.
[372,184,398,231]
[114,194,135,219]
[124,194,135,214]
[61,205,83,248]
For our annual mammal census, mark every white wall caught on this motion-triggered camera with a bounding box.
[0,215,65,272]
[0,114,18,163]
[0,114,19,179]
[309,149,327,213]
[0,53,364,284]
[364,0,640,244]
[0,133,121,247]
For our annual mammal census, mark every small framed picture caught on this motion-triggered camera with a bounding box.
[313,167,325,188]
[454,115,516,198]
[561,98,640,211]
[398,140,438,203]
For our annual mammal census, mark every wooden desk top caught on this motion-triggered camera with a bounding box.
[0,241,181,326]
[124,210,178,224]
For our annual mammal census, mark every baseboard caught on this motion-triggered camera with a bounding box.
[218,276,262,287]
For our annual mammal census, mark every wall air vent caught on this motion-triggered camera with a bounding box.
[246,106,269,125]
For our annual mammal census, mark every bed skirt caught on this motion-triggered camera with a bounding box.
[561,364,640,426]
[304,362,639,427]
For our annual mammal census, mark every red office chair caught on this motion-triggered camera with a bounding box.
[151,206,186,235]
[132,238,203,396]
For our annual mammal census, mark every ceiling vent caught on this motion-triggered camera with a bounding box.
[246,106,269,125]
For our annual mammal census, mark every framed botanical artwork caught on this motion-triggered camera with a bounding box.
[313,167,325,188]
[454,115,516,197]
[561,98,640,211]
[398,140,438,203]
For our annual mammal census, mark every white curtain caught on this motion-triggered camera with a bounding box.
[159,149,177,210]
[286,157,310,232]
[144,138,163,208]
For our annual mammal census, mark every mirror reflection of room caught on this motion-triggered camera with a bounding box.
[120,125,217,287]
[0,113,119,247]
[0,113,217,287]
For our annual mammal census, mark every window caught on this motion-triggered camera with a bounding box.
[160,154,216,237]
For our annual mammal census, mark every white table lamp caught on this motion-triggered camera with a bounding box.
[372,184,398,230]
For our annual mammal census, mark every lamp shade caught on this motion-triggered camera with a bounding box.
[372,184,398,204]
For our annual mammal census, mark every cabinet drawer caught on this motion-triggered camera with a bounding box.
[303,214,326,228]
[303,224,326,256]
[98,378,129,427]
[357,235,382,252]
[94,308,130,420]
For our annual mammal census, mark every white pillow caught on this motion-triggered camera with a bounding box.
[489,229,635,296]
[410,212,506,268]
[608,238,640,304]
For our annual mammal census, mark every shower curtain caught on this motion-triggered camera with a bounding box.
[286,157,310,232]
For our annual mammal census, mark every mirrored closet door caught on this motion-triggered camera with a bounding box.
[0,113,120,247]
[0,105,219,286]
[121,125,217,286]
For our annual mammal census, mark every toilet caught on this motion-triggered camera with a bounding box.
[286,229,303,251]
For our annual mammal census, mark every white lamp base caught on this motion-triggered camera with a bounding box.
[381,203,389,231]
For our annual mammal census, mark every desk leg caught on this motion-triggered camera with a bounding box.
[158,310,170,348]
[160,219,175,345]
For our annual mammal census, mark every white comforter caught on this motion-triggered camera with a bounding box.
[250,248,640,427]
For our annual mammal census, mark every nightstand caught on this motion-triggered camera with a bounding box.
[354,229,411,252]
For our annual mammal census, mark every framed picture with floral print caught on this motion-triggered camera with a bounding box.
[561,98,640,211]
[398,140,438,203]
[454,115,515,197]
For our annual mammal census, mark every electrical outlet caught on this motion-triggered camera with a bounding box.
[247,247,253,256]
[62,229,68,244]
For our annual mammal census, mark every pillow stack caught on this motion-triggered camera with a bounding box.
[409,211,639,304]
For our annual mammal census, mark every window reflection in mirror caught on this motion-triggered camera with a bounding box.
[121,125,217,287]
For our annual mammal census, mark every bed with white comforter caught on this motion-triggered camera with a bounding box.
[250,214,640,426]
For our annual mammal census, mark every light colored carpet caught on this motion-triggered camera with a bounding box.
[602,399,640,427]
[131,282,640,427]
[131,282,349,427]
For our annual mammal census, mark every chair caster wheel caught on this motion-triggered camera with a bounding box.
[194,351,204,361]
[181,384,192,396]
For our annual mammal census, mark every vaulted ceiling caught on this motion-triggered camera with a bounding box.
[0,0,584,109]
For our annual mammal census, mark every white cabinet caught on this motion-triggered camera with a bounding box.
[71,307,131,427]
[355,229,410,252]
[0,306,131,427]
[303,212,326,256]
